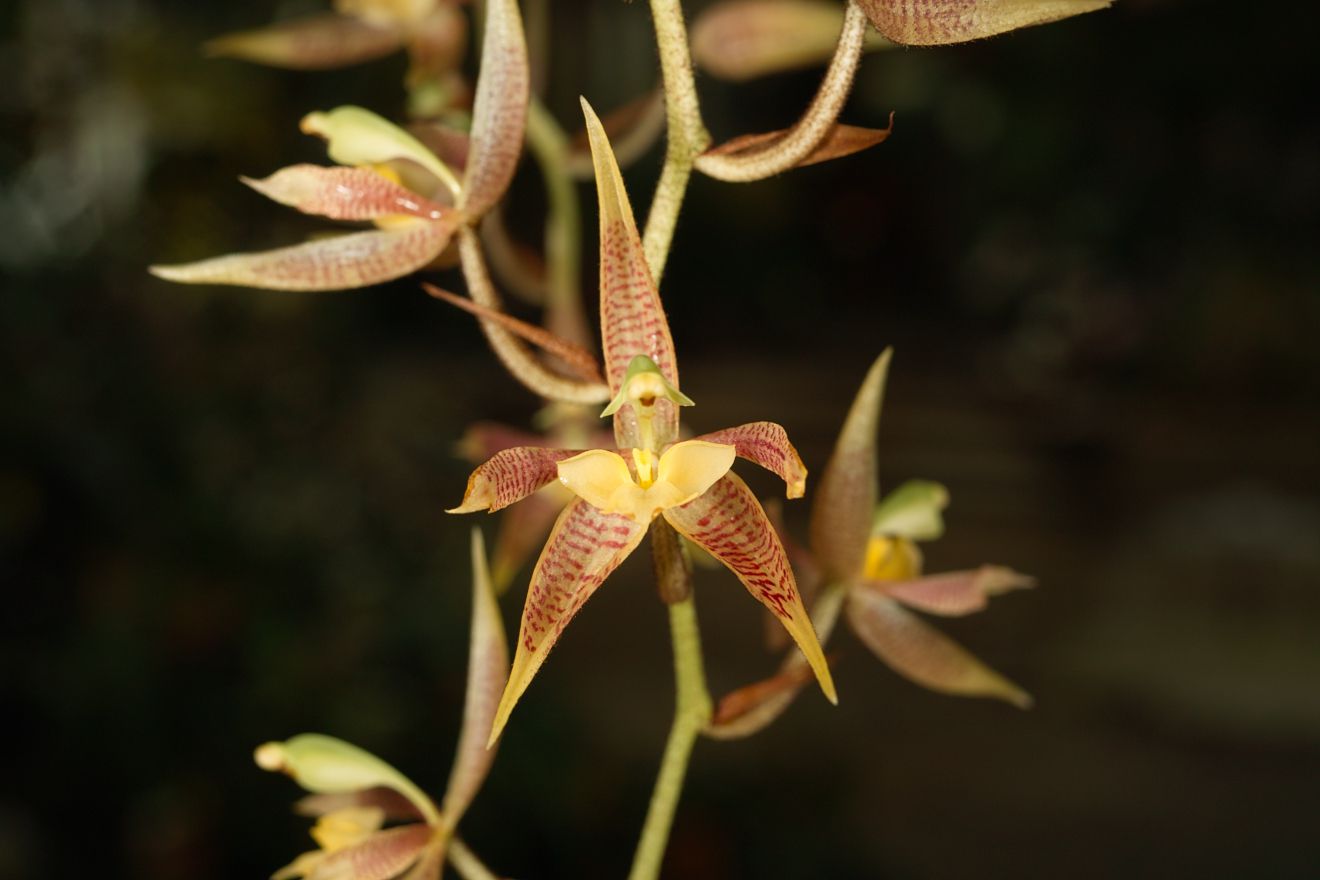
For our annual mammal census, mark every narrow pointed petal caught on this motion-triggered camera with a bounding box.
[254,735,439,824]
[423,283,604,383]
[448,446,582,514]
[441,530,509,827]
[490,499,647,744]
[243,165,452,222]
[872,479,949,541]
[693,422,808,498]
[692,0,893,81]
[809,349,891,583]
[846,588,1031,707]
[306,824,433,880]
[565,89,666,179]
[700,119,893,173]
[205,14,403,70]
[459,0,529,218]
[295,787,424,821]
[856,0,1111,45]
[879,566,1035,617]
[580,98,681,449]
[150,223,455,291]
[301,106,460,198]
[664,474,836,703]
[762,498,819,652]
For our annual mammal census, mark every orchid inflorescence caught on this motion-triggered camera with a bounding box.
[154,0,1110,876]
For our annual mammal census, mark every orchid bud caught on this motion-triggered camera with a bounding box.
[872,479,949,542]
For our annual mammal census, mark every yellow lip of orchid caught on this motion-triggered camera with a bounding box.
[555,440,737,521]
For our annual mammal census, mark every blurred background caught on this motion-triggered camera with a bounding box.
[3,0,1319,877]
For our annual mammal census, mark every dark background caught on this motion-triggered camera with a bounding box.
[4,0,1319,877]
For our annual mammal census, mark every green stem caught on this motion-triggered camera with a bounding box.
[525,97,592,350]
[628,596,713,880]
[641,0,710,285]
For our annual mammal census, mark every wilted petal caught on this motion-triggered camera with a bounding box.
[872,478,948,541]
[692,0,894,81]
[307,824,434,880]
[448,446,582,514]
[693,422,808,498]
[150,223,455,291]
[664,474,836,703]
[846,587,1031,707]
[254,735,439,825]
[880,566,1035,616]
[701,119,893,172]
[856,0,1111,45]
[301,106,460,198]
[459,0,529,218]
[205,14,402,70]
[490,499,648,744]
[243,165,452,222]
[441,530,509,827]
[295,787,424,821]
[580,98,681,449]
[809,349,891,584]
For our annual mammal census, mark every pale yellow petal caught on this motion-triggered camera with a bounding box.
[300,106,460,197]
[654,441,737,506]
[555,450,642,515]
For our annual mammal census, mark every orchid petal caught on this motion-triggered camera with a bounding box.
[556,442,735,521]
[448,446,582,514]
[872,479,949,541]
[149,223,455,291]
[441,530,508,828]
[336,0,437,29]
[295,788,423,821]
[565,89,666,179]
[459,0,529,218]
[664,474,837,703]
[846,587,1031,707]
[693,422,808,498]
[489,487,567,593]
[580,98,681,449]
[700,119,893,173]
[809,349,891,584]
[254,735,439,825]
[301,106,460,198]
[554,449,637,513]
[691,0,894,81]
[407,122,472,176]
[761,498,819,652]
[205,14,403,70]
[243,165,452,222]
[306,824,433,880]
[490,499,647,744]
[856,0,1111,45]
[310,807,386,851]
[397,839,444,880]
[879,566,1035,617]
[655,441,739,505]
[862,534,923,582]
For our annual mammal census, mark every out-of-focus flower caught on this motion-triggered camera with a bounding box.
[709,351,1034,738]
[448,100,836,745]
[255,530,506,879]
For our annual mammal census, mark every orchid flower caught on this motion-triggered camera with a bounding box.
[448,99,836,745]
[255,529,507,880]
[708,351,1035,739]
[206,0,469,115]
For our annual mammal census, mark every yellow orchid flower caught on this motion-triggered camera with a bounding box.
[255,531,507,880]
[709,351,1036,738]
[448,98,836,745]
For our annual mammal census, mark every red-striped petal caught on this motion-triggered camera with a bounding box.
[809,349,890,583]
[846,586,1031,707]
[489,499,647,743]
[580,98,681,450]
[693,421,808,498]
[855,0,1111,46]
[149,222,455,291]
[447,446,583,514]
[306,824,433,880]
[879,566,1035,617]
[459,0,528,218]
[243,165,452,222]
[664,474,836,703]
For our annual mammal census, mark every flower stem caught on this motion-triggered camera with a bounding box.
[641,0,710,285]
[627,592,713,880]
[448,836,501,880]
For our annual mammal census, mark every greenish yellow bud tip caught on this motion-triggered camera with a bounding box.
[254,741,287,772]
[600,355,695,418]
